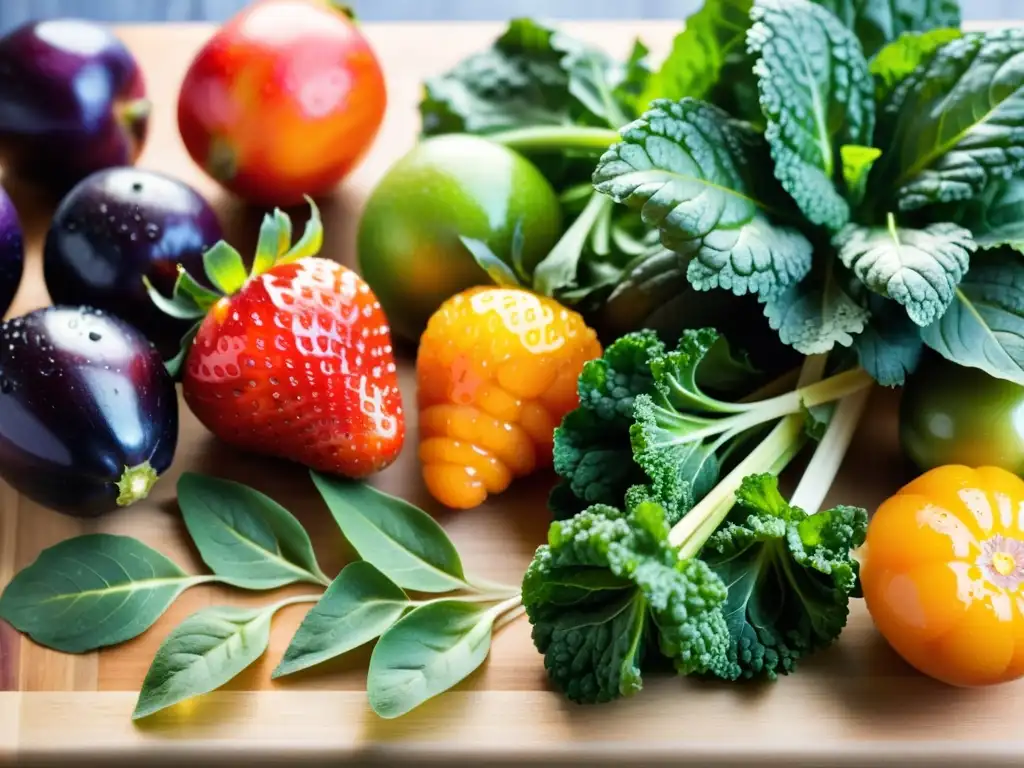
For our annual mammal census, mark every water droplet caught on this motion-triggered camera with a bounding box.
[66,220,77,232]
[129,232,138,242]
[98,203,108,214]
[88,331,101,341]
[233,389,242,397]
[269,376,279,385]
[118,223,129,234]
[0,377,12,394]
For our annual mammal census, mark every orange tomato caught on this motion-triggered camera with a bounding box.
[861,465,1024,686]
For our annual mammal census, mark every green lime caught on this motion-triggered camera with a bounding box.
[357,134,562,343]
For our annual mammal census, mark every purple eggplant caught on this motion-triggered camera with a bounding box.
[0,19,149,196]
[0,186,22,318]
[43,168,223,358]
[0,305,178,517]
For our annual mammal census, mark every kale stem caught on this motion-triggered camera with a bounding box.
[788,385,873,515]
[486,126,621,153]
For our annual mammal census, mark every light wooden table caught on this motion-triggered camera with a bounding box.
[0,19,1020,767]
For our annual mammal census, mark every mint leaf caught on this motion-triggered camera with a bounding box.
[764,258,869,354]
[922,250,1024,385]
[853,294,924,387]
[814,0,961,58]
[874,30,1024,212]
[593,98,813,300]
[638,0,754,108]
[869,27,963,99]
[834,218,976,327]
[937,177,1024,253]
[749,0,875,231]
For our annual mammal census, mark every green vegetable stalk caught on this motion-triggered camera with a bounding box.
[522,348,873,703]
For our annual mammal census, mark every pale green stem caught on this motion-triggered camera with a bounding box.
[487,126,621,153]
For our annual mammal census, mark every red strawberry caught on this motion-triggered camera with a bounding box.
[148,199,404,477]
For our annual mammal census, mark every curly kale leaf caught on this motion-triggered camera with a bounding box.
[701,474,867,680]
[749,0,875,232]
[592,98,813,302]
[872,29,1024,212]
[852,293,924,387]
[523,500,733,703]
[550,330,663,518]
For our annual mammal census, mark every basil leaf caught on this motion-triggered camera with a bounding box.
[177,472,329,590]
[273,562,409,679]
[311,472,469,593]
[922,250,1024,385]
[814,0,961,58]
[638,0,754,108]
[834,219,976,327]
[132,601,293,719]
[874,30,1024,212]
[764,257,869,354]
[0,534,211,654]
[869,28,963,100]
[367,600,499,719]
[937,176,1024,253]
[853,294,924,387]
[749,0,875,231]
[593,98,813,301]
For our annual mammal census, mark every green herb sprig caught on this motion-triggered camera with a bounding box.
[0,472,523,720]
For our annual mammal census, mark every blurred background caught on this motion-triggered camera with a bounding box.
[0,0,1021,30]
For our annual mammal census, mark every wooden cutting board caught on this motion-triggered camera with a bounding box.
[1,19,1020,767]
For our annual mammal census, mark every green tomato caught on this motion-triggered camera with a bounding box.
[899,352,1024,474]
[356,134,562,343]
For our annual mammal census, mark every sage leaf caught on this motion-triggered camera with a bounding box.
[133,598,310,719]
[922,250,1024,385]
[177,472,329,590]
[273,562,409,679]
[367,600,500,719]
[834,219,976,327]
[749,0,875,231]
[764,258,869,354]
[873,30,1024,211]
[815,0,960,58]
[593,98,812,301]
[0,534,212,653]
[311,472,469,593]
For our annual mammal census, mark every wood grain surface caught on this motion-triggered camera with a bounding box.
[0,19,1020,766]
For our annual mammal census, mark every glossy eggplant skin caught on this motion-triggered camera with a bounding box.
[0,186,22,318]
[0,306,178,517]
[0,19,149,196]
[44,168,222,358]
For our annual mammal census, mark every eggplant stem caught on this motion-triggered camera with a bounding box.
[115,462,159,507]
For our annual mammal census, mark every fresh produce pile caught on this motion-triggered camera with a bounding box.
[3,0,1024,731]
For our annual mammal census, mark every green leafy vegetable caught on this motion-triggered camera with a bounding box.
[176,472,330,589]
[869,27,963,99]
[873,29,1024,211]
[851,293,924,386]
[0,535,217,654]
[834,216,976,326]
[702,473,867,679]
[522,500,733,702]
[593,98,813,300]
[638,0,754,108]
[922,249,1024,384]
[937,176,1024,252]
[764,257,870,355]
[310,472,471,593]
[273,562,410,679]
[748,0,875,230]
[367,598,516,718]
[840,144,883,207]
[814,0,961,58]
[133,597,315,719]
